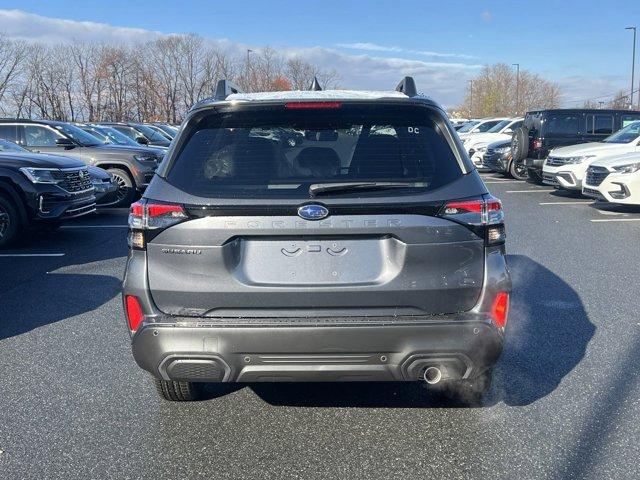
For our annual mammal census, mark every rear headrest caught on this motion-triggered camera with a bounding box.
[232,137,276,178]
[350,134,404,177]
[293,147,340,177]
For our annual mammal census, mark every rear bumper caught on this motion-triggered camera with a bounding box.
[524,157,544,172]
[131,318,504,382]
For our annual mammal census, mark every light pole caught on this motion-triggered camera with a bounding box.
[626,27,636,108]
[512,63,520,115]
[468,80,473,119]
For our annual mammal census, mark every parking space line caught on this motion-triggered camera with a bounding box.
[590,218,640,223]
[60,225,128,228]
[505,189,555,193]
[0,253,66,257]
[539,201,594,205]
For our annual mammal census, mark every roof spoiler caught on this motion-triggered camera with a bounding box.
[213,79,244,100]
[395,76,417,97]
[309,76,322,91]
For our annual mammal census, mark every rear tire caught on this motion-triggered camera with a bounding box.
[107,168,136,208]
[153,377,200,401]
[0,194,22,249]
[509,158,528,181]
[510,126,529,162]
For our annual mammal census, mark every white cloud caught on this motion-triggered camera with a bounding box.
[0,9,484,108]
[557,75,629,106]
[335,42,479,60]
[0,9,165,44]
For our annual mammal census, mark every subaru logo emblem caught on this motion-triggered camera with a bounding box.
[298,204,329,221]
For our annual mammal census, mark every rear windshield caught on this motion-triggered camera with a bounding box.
[166,103,463,198]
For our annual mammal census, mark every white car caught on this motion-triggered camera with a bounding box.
[456,117,510,142]
[542,121,640,190]
[449,117,470,126]
[582,152,640,204]
[464,118,523,169]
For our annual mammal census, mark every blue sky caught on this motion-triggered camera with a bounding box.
[0,1,638,107]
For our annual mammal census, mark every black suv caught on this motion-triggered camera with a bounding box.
[122,78,511,403]
[0,119,163,206]
[511,108,640,183]
[0,139,96,247]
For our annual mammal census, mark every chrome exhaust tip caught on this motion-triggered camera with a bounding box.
[423,366,443,385]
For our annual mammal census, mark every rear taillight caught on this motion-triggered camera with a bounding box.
[124,295,145,332]
[439,196,505,245]
[532,138,542,150]
[128,200,187,250]
[491,292,509,329]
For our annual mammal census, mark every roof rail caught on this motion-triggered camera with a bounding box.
[213,79,244,101]
[395,76,417,97]
[309,76,322,91]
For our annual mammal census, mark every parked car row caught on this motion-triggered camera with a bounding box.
[473,108,640,206]
[0,118,178,247]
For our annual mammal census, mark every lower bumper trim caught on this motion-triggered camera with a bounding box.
[132,320,504,382]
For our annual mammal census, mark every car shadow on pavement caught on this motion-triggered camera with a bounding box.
[587,202,640,214]
[491,254,594,406]
[0,272,121,340]
[249,255,595,408]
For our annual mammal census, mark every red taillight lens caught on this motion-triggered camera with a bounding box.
[440,196,505,245]
[125,295,145,332]
[491,292,509,329]
[147,203,185,218]
[532,138,542,150]
[130,201,144,217]
[285,101,342,109]
[442,199,483,215]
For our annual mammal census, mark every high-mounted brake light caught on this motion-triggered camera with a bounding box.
[285,101,342,109]
[125,295,145,332]
[491,292,509,329]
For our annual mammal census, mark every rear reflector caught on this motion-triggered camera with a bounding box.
[491,292,509,329]
[125,295,145,332]
[532,138,542,150]
[285,101,342,109]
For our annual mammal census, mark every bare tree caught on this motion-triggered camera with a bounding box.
[608,90,630,109]
[0,35,344,122]
[0,35,28,115]
[460,63,562,117]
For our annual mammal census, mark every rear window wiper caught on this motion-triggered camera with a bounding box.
[309,181,425,197]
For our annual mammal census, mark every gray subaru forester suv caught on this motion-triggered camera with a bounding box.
[123,78,511,403]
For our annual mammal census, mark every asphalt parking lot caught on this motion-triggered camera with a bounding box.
[1,173,639,480]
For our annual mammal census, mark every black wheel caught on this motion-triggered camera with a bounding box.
[153,377,200,401]
[509,158,528,181]
[510,126,529,162]
[107,168,136,207]
[0,195,22,248]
